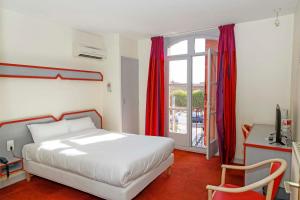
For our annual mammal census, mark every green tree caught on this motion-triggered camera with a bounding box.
[171,89,204,109]
[172,90,187,107]
[192,90,204,110]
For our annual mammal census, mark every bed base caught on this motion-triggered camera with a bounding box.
[24,153,174,200]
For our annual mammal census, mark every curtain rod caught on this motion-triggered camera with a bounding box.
[162,26,218,38]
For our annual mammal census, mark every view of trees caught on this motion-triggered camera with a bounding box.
[192,90,204,109]
[171,89,204,110]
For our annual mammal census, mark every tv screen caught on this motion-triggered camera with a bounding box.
[275,104,284,144]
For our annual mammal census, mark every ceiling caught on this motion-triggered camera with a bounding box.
[0,0,298,38]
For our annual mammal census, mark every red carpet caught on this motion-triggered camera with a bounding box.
[0,150,243,200]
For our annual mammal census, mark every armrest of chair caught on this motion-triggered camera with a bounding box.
[207,182,263,193]
[220,164,252,185]
[221,159,276,171]
[207,159,287,200]
[220,158,283,184]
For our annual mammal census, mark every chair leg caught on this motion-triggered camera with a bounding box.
[208,189,213,200]
[25,171,32,182]
[167,166,172,176]
[221,168,226,185]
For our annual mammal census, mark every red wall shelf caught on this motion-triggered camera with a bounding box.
[0,62,103,82]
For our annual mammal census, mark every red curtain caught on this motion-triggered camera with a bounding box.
[145,36,165,136]
[216,24,237,164]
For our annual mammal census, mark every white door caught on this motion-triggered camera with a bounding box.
[121,57,139,134]
[206,48,219,159]
[166,36,219,153]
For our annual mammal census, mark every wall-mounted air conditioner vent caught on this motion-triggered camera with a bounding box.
[73,31,106,60]
[77,45,106,60]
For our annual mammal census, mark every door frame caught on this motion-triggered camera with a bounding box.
[165,35,216,153]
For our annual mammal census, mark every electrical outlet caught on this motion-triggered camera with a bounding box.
[7,140,14,151]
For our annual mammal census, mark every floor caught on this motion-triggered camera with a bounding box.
[0,150,243,200]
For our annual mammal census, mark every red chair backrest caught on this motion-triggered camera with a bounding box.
[270,162,284,200]
[242,124,252,139]
[244,124,252,132]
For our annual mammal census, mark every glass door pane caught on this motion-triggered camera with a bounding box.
[192,56,206,148]
[169,60,188,135]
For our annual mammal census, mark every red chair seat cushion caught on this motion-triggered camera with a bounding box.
[212,184,265,200]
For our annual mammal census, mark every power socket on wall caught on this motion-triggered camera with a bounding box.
[7,140,14,151]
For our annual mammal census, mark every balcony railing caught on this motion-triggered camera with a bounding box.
[169,107,206,148]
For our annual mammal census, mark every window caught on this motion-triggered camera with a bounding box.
[167,40,188,56]
[195,38,206,53]
[166,35,218,150]
[169,60,188,134]
[169,60,187,84]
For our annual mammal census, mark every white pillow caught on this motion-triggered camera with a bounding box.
[27,120,69,143]
[65,117,96,133]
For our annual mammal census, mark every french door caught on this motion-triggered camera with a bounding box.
[165,36,218,159]
[206,48,218,159]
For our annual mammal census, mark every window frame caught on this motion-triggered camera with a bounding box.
[164,33,218,150]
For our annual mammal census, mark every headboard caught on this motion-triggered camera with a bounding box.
[0,109,102,159]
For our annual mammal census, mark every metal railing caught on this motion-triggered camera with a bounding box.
[168,107,205,148]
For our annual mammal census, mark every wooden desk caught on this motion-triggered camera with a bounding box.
[244,124,292,190]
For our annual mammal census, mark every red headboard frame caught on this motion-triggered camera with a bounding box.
[60,109,103,129]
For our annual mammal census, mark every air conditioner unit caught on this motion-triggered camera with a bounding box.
[76,45,106,60]
[73,31,106,60]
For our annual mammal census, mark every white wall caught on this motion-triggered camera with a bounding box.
[102,33,123,132]
[291,2,300,141]
[120,37,138,59]
[0,9,132,133]
[235,15,294,161]
[138,15,294,162]
[0,9,104,121]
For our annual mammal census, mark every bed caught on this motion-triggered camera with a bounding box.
[0,110,174,200]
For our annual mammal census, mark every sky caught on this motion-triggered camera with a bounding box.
[169,56,205,84]
[168,38,206,84]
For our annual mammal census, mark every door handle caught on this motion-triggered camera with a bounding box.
[284,181,300,193]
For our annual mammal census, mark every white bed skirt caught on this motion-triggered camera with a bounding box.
[24,153,174,200]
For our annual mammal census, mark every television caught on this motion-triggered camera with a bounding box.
[275,104,284,145]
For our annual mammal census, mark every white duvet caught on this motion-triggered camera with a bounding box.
[22,129,174,187]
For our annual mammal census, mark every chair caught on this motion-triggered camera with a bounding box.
[242,123,252,164]
[206,159,287,200]
[242,124,252,140]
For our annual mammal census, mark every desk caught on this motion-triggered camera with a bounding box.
[244,124,292,190]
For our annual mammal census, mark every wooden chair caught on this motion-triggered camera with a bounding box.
[206,159,287,200]
[242,124,252,140]
[242,123,252,164]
